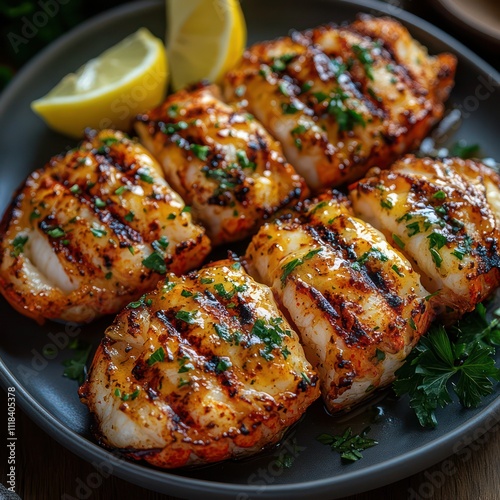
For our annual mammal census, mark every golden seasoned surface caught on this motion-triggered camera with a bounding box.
[134,84,308,244]
[224,15,456,190]
[349,155,500,321]
[79,259,319,468]
[0,130,210,323]
[245,194,433,413]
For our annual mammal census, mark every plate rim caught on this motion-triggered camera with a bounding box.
[0,0,499,498]
[434,0,500,46]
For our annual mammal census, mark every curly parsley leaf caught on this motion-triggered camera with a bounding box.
[394,305,500,428]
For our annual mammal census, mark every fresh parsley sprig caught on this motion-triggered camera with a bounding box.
[393,304,500,428]
[317,427,378,462]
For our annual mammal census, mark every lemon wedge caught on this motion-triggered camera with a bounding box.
[167,0,246,91]
[31,28,168,138]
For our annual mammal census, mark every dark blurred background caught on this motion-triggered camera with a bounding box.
[0,0,498,93]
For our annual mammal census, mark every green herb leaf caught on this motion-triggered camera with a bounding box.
[62,340,92,384]
[175,310,197,324]
[394,307,500,428]
[147,347,165,366]
[138,169,154,184]
[191,144,210,161]
[317,427,378,462]
[90,226,106,238]
[45,227,66,238]
[142,252,166,274]
[449,142,480,159]
[281,248,321,284]
[11,235,28,257]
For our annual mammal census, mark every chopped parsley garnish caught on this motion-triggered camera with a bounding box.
[433,190,447,200]
[114,388,140,401]
[311,201,328,214]
[392,234,406,249]
[301,81,313,93]
[236,150,256,170]
[62,339,92,384]
[281,102,300,114]
[175,310,197,324]
[142,252,166,274]
[278,82,289,96]
[380,198,393,210]
[167,104,179,117]
[45,227,66,238]
[200,277,214,284]
[449,141,480,159]
[451,235,473,261]
[178,378,190,388]
[352,248,388,271]
[181,206,191,213]
[95,197,106,209]
[11,235,28,257]
[167,213,176,220]
[124,211,135,222]
[281,248,321,284]
[102,137,118,146]
[127,294,152,309]
[105,271,112,280]
[317,427,378,462]
[406,222,420,236]
[152,236,169,253]
[216,357,232,373]
[271,53,294,72]
[214,282,247,299]
[114,185,126,196]
[202,166,237,192]
[30,209,41,221]
[251,317,292,361]
[427,232,447,268]
[394,304,500,427]
[147,347,165,366]
[231,262,241,270]
[375,348,386,361]
[138,169,154,184]
[70,184,81,194]
[392,264,404,277]
[161,121,188,135]
[326,89,365,131]
[291,124,308,136]
[352,44,374,80]
[178,356,194,373]
[90,226,106,238]
[190,144,210,161]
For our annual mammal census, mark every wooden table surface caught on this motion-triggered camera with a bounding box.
[1,1,499,500]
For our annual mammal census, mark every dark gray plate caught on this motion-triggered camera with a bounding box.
[0,1,499,499]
